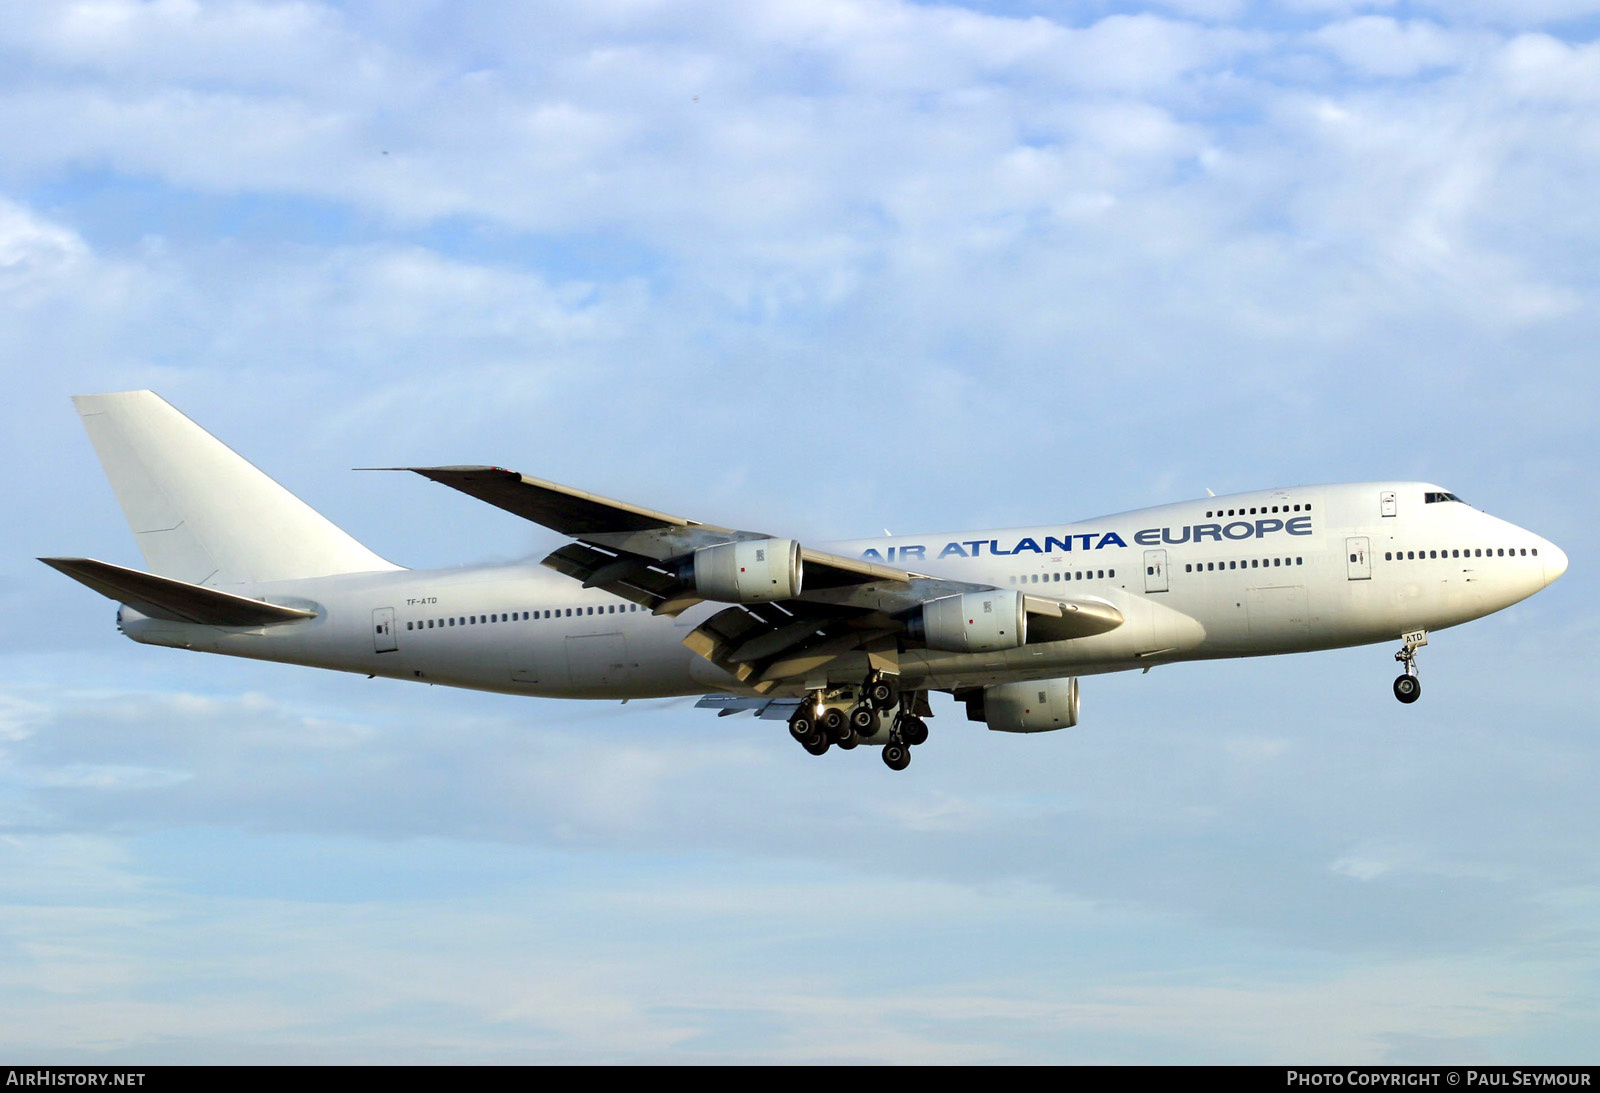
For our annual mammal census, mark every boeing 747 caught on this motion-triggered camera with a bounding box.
[43,392,1567,771]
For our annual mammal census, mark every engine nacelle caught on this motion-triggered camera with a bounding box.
[965,677,1080,733]
[690,538,802,603]
[908,589,1026,653]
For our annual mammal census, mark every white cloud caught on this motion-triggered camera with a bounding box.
[1312,17,1484,78]
[0,197,90,301]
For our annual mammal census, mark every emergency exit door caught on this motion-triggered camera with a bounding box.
[373,607,398,652]
[1346,537,1371,581]
[1144,549,1169,593]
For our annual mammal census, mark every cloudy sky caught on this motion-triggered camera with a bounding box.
[3,0,1597,1063]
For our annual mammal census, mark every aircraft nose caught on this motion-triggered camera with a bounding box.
[1544,541,1569,585]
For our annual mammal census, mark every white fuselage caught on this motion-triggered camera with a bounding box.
[116,482,1567,700]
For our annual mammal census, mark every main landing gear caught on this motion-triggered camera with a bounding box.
[785,673,929,771]
[1393,629,1427,704]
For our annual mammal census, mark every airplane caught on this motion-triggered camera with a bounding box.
[42,391,1568,772]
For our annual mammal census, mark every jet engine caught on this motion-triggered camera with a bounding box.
[962,677,1080,733]
[689,538,802,603]
[906,589,1026,653]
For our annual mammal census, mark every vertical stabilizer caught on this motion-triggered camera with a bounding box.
[73,391,400,586]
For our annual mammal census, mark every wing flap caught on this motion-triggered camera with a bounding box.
[540,542,704,616]
[40,557,316,626]
[693,695,806,720]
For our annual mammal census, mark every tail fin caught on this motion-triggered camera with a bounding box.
[73,391,400,586]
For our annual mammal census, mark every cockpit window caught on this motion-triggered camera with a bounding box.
[1425,491,1464,504]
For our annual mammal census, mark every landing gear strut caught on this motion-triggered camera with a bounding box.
[1393,629,1426,704]
[879,704,928,771]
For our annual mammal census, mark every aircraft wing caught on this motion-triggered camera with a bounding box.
[396,464,1122,688]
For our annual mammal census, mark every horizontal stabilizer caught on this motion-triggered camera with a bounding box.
[40,557,316,627]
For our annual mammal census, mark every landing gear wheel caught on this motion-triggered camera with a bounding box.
[836,732,859,751]
[802,733,831,755]
[867,677,900,711]
[901,717,929,747]
[881,743,911,771]
[849,704,876,734]
[788,713,814,742]
[821,707,847,737]
[1392,630,1426,705]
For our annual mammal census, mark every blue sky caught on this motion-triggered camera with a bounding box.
[2,0,1597,1063]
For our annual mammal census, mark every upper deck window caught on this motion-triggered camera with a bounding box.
[1425,491,1464,504]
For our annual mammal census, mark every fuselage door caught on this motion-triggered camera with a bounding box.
[1346,537,1371,581]
[373,607,398,653]
[1381,491,1397,517]
[1143,549,1169,593]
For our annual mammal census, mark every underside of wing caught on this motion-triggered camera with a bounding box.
[392,464,1123,684]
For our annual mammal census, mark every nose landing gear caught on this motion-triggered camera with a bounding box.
[1393,629,1426,704]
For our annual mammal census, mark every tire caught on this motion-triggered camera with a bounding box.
[821,707,847,736]
[849,704,876,733]
[1393,675,1421,704]
[788,714,814,742]
[881,743,911,771]
[902,717,929,747]
[836,732,859,751]
[868,678,899,710]
[803,735,831,755]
